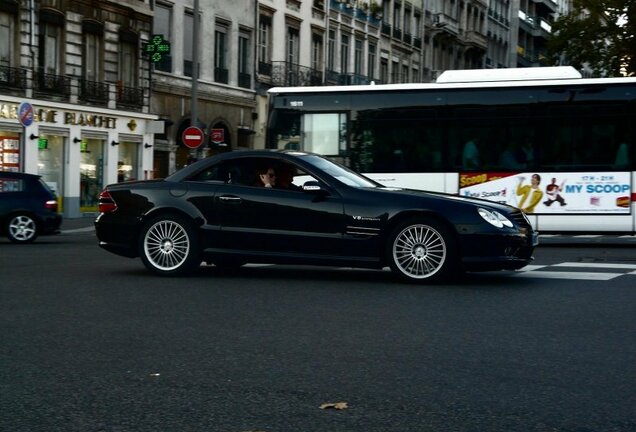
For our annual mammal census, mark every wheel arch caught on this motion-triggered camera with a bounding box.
[140,206,205,231]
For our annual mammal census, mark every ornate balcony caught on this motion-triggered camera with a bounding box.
[258,61,272,76]
[238,72,251,89]
[215,67,229,84]
[271,62,323,87]
[0,65,26,90]
[338,73,372,86]
[79,79,109,104]
[34,70,71,97]
[116,83,144,109]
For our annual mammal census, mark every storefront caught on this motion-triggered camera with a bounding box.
[1,96,157,217]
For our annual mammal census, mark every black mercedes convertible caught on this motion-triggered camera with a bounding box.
[95,150,537,283]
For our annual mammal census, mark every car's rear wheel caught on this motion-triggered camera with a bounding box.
[6,213,38,244]
[139,214,200,276]
[387,218,457,283]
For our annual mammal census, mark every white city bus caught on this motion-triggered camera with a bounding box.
[266,67,635,233]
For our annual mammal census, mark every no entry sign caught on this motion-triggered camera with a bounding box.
[182,126,204,149]
[18,102,34,127]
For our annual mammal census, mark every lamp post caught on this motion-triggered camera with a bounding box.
[191,0,201,159]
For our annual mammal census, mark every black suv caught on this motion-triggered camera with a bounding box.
[0,171,62,243]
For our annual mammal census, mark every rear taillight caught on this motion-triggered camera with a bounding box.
[98,189,117,213]
[44,199,58,212]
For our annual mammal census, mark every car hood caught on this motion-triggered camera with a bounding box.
[375,187,518,213]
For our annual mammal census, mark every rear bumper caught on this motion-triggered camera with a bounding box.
[95,215,139,258]
[40,213,63,235]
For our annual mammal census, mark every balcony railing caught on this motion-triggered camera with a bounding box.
[215,67,229,84]
[338,73,373,86]
[80,79,109,104]
[116,83,144,109]
[238,72,251,89]
[0,65,27,89]
[258,61,272,76]
[271,61,322,87]
[34,70,71,96]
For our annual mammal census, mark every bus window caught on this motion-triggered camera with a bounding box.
[350,109,443,173]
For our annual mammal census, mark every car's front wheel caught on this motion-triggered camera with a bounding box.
[6,213,38,244]
[139,214,201,276]
[387,218,457,283]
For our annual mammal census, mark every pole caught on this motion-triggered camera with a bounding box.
[191,0,201,159]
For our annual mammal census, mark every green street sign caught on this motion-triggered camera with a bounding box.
[143,34,171,63]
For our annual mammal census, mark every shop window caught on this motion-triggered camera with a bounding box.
[80,138,104,212]
[118,142,139,182]
[37,134,65,209]
[0,134,20,172]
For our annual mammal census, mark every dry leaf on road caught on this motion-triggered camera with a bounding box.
[319,402,349,410]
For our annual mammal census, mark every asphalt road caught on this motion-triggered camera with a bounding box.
[1,229,635,432]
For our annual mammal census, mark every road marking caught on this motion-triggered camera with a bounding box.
[522,265,547,271]
[513,271,622,281]
[553,262,636,270]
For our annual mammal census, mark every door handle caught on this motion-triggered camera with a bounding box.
[218,195,242,203]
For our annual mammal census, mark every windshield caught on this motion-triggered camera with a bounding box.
[299,154,379,188]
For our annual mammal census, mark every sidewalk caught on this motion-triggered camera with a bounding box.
[60,216,97,233]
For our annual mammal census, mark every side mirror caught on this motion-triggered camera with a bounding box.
[302,180,327,194]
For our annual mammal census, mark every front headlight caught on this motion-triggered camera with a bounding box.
[478,208,514,229]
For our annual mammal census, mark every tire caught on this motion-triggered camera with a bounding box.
[139,214,201,276]
[7,213,38,244]
[387,217,457,283]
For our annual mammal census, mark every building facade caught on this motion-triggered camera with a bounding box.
[149,0,257,176]
[516,0,559,67]
[0,0,157,218]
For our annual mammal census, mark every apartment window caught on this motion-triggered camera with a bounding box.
[257,15,272,74]
[404,8,411,35]
[367,44,376,79]
[154,4,172,72]
[0,12,14,67]
[119,40,137,86]
[238,32,251,88]
[393,4,401,29]
[311,34,323,72]
[215,26,228,83]
[414,13,421,38]
[380,58,388,84]
[286,27,299,65]
[183,12,194,77]
[327,30,336,71]
[354,38,363,75]
[38,10,64,74]
[340,34,349,74]
[83,22,103,82]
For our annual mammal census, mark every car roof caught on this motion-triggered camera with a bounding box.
[0,171,40,180]
[166,150,317,182]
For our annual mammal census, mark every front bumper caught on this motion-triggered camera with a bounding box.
[459,230,537,272]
